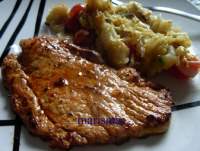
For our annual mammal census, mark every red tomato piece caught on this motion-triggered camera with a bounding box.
[168,56,200,79]
[168,65,188,80]
[170,56,200,79]
[178,61,200,78]
[69,4,85,18]
[73,29,94,47]
[65,4,85,33]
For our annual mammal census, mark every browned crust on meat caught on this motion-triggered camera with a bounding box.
[2,54,87,149]
[2,36,173,150]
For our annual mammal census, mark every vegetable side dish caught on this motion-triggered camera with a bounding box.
[46,0,200,78]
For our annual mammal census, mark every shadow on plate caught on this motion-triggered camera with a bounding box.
[151,72,200,104]
[190,34,200,41]
[0,72,15,119]
[21,126,63,151]
[72,134,167,151]
[21,124,166,151]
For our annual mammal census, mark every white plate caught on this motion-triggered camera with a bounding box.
[0,0,200,151]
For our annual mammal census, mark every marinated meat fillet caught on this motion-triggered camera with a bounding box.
[2,36,173,150]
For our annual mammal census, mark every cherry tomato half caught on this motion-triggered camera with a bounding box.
[73,29,95,47]
[168,58,200,79]
[168,65,188,80]
[69,4,85,19]
[65,4,85,33]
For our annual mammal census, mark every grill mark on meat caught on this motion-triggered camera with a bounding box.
[90,85,145,127]
[98,70,171,116]
[85,84,142,129]
[113,87,170,115]
[130,89,172,113]
[106,87,167,123]
[125,107,146,125]
[130,87,170,106]
[127,90,170,115]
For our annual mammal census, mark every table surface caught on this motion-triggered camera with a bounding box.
[0,0,200,151]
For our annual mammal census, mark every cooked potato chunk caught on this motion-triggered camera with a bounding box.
[46,4,69,33]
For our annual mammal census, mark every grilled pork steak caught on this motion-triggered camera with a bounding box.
[2,36,172,150]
